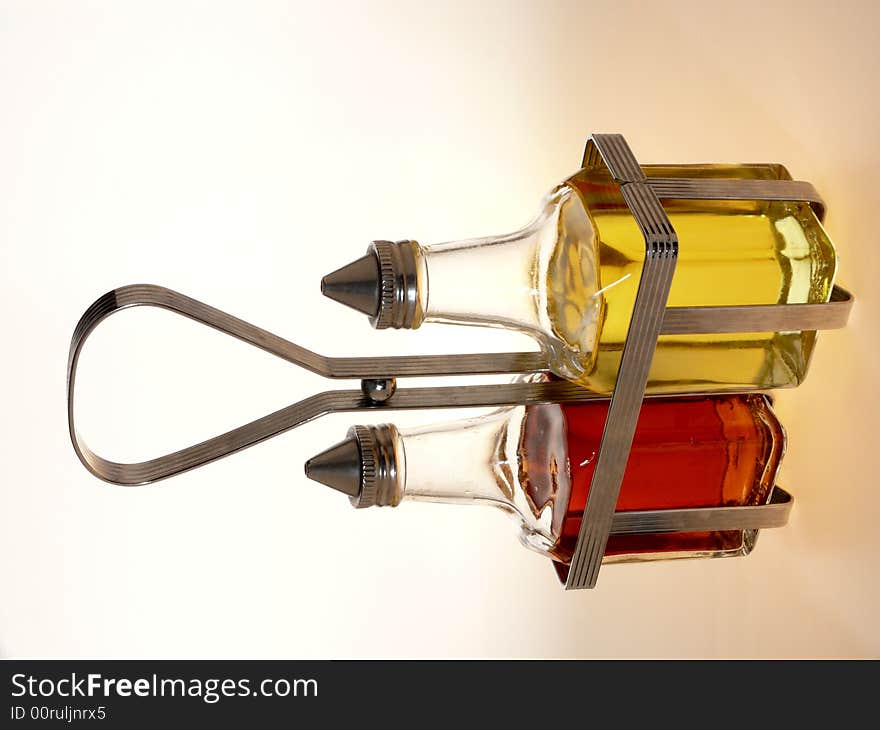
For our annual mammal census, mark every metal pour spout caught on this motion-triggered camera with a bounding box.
[320,240,421,329]
[304,424,403,509]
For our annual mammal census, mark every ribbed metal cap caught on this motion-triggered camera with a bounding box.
[321,241,421,329]
[303,424,402,509]
[350,425,379,508]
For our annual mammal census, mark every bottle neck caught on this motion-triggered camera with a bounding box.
[396,409,522,506]
[416,183,601,383]
[391,404,570,557]
[418,186,570,338]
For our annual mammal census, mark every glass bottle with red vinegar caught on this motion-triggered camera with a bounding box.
[305,392,785,571]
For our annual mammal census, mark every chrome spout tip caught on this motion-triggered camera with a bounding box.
[320,252,381,319]
[304,435,363,499]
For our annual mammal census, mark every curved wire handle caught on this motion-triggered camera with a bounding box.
[66,284,605,485]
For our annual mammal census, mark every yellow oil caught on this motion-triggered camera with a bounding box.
[548,164,837,394]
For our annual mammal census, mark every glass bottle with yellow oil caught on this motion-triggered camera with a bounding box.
[321,163,837,394]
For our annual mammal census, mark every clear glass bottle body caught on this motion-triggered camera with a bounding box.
[393,393,785,568]
[419,164,837,393]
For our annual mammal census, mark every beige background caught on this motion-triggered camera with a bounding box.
[1,0,877,657]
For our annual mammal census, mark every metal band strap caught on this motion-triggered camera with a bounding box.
[647,177,826,221]
[662,285,852,334]
[566,134,679,590]
[610,486,792,535]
